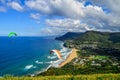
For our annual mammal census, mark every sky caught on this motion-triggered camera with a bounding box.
[0,0,120,36]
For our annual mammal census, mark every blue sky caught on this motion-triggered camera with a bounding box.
[0,7,47,36]
[0,0,120,36]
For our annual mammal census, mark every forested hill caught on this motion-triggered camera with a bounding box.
[74,31,120,43]
[56,31,120,43]
[56,31,120,49]
[55,32,83,41]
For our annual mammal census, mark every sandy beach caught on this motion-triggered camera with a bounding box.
[59,48,78,67]
[33,48,78,76]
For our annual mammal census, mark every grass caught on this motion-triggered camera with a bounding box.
[0,73,120,80]
[93,56,108,60]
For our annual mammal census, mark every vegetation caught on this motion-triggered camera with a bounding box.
[55,32,82,41]
[1,74,120,80]
[39,31,120,76]
[61,31,120,49]
[40,47,120,75]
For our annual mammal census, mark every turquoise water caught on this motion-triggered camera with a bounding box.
[0,37,69,76]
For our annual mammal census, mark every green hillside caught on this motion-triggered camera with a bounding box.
[62,31,120,49]
[75,31,120,43]
[56,31,120,43]
[55,32,82,41]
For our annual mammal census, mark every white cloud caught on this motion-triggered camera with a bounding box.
[25,0,51,14]
[25,0,105,19]
[4,0,118,35]
[39,27,61,36]
[25,0,85,18]
[45,18,95,34]
[30,13,41,20]
[90,0,120,15]
[48,0,85,18]
[7,1,24,11]
[23,0,119,35]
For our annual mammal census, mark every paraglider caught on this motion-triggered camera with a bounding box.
[8,32,17,37]
[50,49,62,59]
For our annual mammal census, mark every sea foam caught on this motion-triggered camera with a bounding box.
[47,56,57,59]
[24,65,34,70]
[35,60,43,64]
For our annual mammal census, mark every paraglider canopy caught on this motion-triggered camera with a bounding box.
[50,49,62,59]
[8,32,17,37]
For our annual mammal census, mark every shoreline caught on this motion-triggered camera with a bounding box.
[31,43,72,76]
[32,41,77,76]
[59,48,78,67]
[33,48,78,76]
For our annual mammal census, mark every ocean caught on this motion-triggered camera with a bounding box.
[0,37,71,76]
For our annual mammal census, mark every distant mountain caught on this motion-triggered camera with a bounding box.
[74,31,120,43]
[56,31,120,42]
[55,32,83,41]
[56,31,120,49]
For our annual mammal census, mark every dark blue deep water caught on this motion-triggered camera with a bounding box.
[0,37,63,76]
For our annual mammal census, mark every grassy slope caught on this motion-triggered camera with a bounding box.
[63,31,120,49]
[1,74,120,80]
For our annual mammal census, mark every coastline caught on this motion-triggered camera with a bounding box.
[59,48,78,67]
[31,42,72,76]
[32,41,77,76]
[33,48,78,76]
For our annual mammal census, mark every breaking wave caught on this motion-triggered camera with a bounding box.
[47,56,57,59]
[35,60,43,64]
[24,65,36,70]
